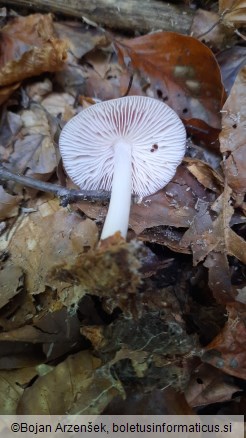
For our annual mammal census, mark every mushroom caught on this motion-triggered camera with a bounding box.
[59,96,186,240]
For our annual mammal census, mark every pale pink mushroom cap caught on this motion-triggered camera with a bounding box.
[59,96,186,239]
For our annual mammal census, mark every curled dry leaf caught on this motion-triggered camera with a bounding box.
[7,197,98,296]
[114,32,225,142]
[185,158,224,193]
[219,65,246,199]
[0,14,67,87]
[0,186,22,220]
[219,0,246,28]
[17,351,124,414]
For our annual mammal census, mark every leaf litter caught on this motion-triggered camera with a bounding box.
[0,3,245,416]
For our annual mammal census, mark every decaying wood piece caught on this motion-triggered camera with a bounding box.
[4,0,194,34]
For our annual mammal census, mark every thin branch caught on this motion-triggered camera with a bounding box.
[0,165,110,207]
[122,74,134,97]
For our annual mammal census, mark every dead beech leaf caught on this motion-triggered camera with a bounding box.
[219,66,246,199]
[219,0,246,27]
[181,185,246,303]
[0,186,22,220]
[83,49,124,101]
[185,363,240,407]
[114,32,225,139]
[17,351,124,414]
[203,307,246,380]
[0,367,38,414]
[54,21,108,60]
[191,9,234,50]
[217,46,246,94]
[186,158,224,193]
[8,197,98,295]
[8,104,57,178]
[0,263,23,310]
[0,14,67,87]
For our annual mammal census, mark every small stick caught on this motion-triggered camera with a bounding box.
[0,165,110,207]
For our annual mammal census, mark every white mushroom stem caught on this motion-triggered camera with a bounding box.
[100,139,132,240]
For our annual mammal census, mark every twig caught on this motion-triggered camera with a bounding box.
[122,74,133,97]
[0,165,110,207]
[234,29,246,41]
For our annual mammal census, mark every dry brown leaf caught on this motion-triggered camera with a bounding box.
[0,367,38,414]
[182,184,246,303]
[7,197,98,296]
[217,46,246,94]
[219,66,246,199]
[139,226,189,254]
[54,21,108,60]
[17,351,124,414]
[186,158,224,193]
[0,263,23,310]
[219,0,246,27]
[203,307,246,380]
[191,9,234,49]
[0,110,22,154]
[8,104,57,178]
[114,32,225,142]
[0,186,22,220]
[83,49,124,101]
[0,14,67,87]
[185,363,240,407]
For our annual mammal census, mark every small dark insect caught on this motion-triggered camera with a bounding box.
[150,144,158,152]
